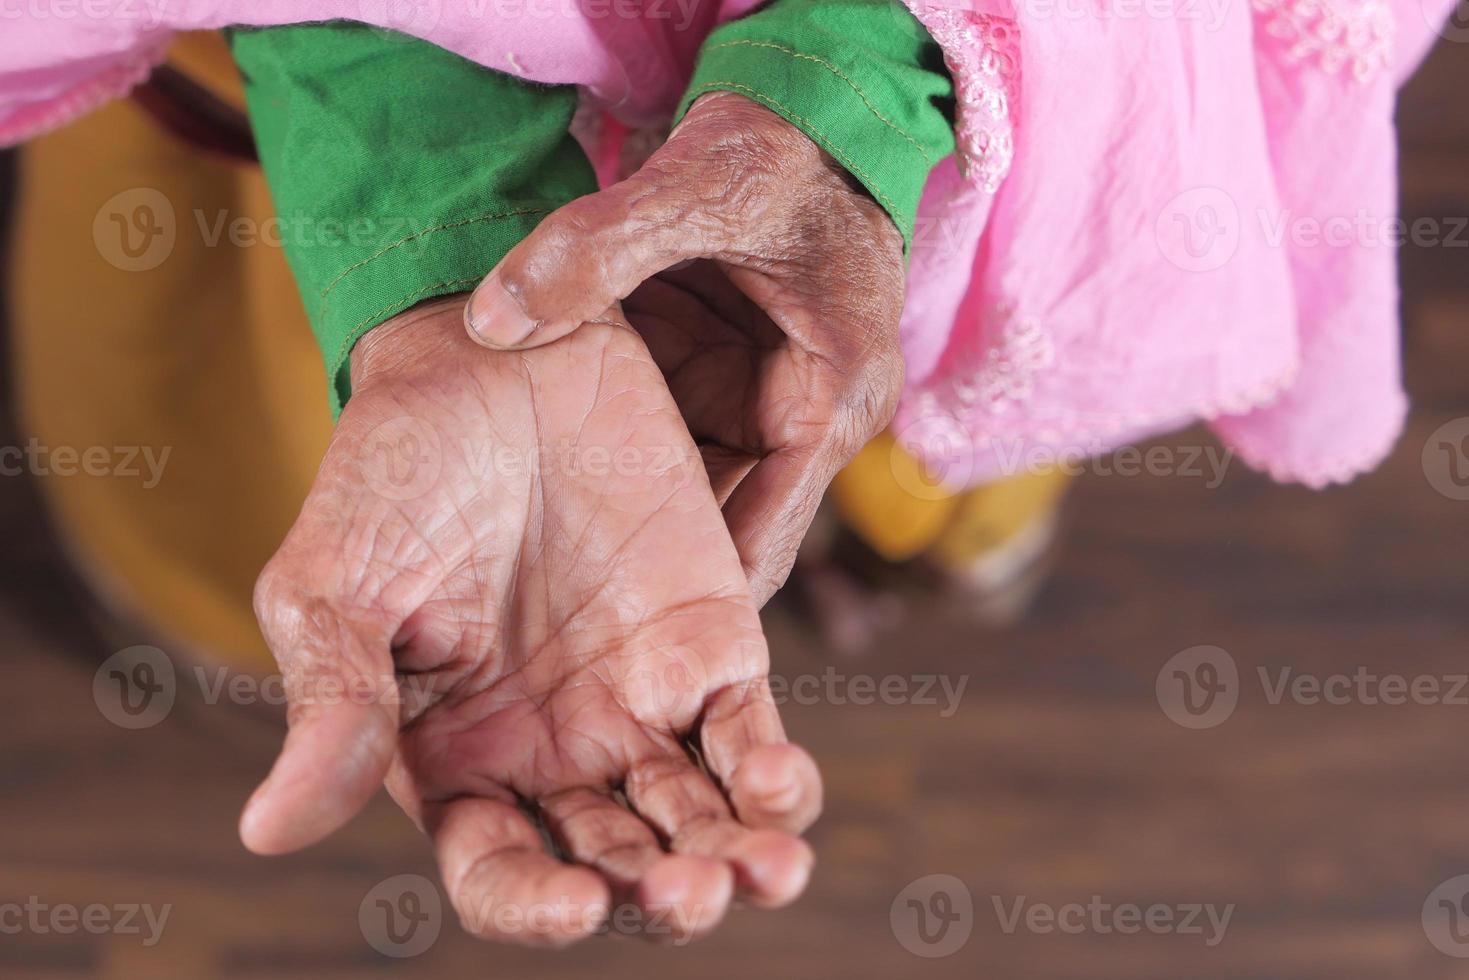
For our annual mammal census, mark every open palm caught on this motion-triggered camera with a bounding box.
[243,296,821,945]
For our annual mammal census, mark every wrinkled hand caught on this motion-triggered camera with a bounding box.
[465,92,907,603]
[243,296,821,945]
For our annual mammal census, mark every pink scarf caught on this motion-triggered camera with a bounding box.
[2,0,1453,488]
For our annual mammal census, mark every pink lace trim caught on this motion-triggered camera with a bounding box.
[900,347,1400,490]
[913,303,1053,423]
[1221,389,1407,488]
[1252,0,1395,81]
[902,3,1020,193]
[903,301,1302,456]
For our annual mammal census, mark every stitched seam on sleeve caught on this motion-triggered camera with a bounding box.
[331,275,485,377]
[701,39,932,166]
[317,207,552,303]
[683,81,907,227]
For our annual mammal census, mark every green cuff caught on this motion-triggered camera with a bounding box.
[230,24,599,414]
[304,207,558,413]
[676,1,955,250]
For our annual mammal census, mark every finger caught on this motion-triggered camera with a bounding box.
[624,754,813,908]
[699,445,758,508]
[240,573,400,856]
[464,92,802,352]
[429,797,610,947]
[540,788,732,942]
[721,446,839,605]
[464,175,709,351]
[699,683,823,836]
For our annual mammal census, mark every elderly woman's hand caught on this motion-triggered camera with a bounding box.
[464,92,907,603]
[244,295,820,945]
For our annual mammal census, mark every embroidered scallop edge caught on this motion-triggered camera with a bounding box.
[1216,388,1408,488]
[900,355,1405,490]
[902,322,1304,456]
[1251,0,1395,82]
[900,3,1019,193]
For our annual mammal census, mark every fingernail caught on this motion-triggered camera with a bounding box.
[465,274,539,348]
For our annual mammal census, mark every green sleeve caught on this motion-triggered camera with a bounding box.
[677,0,956,250]
[228,24,598,413]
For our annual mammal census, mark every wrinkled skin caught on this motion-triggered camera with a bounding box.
[466,92,908,603]
[244,297,821,945]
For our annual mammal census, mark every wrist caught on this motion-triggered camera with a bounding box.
[674,0,956,251]
[349,294,470,390]
[674,93,902,262]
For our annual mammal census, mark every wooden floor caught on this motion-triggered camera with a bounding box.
[2,40,1468,980]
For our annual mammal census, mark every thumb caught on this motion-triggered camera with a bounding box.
[463,173,721,351]
[240,570,400,855]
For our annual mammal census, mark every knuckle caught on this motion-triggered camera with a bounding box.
[516,191,660,308]
[656,105,813,236]
[253,560,358,650]
[252,557,302,627]
[680,95,809,178]
[504,209,584,289]
[621,162,735,254]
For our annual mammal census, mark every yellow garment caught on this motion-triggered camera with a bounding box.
[830,431,1071,570]
[12,33,329,668]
